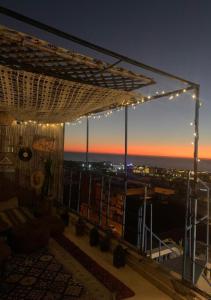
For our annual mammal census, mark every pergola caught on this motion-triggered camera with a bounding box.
[0,6,206,287]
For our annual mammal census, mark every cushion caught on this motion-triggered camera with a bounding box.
[0,197,18,212]
[8,223,50,254]
[0,207,34,227]
[0,239,11,265]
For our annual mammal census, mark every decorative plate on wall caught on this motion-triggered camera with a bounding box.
[18,147,32,162]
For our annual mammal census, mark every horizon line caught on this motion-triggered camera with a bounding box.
[64,150,211,160]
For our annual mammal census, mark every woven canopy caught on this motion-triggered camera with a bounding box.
[0,25,155,123]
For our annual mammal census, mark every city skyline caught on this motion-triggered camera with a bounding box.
[1,0,211,160]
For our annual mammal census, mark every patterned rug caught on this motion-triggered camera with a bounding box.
[55,235,135,300]
[0,248,85,300]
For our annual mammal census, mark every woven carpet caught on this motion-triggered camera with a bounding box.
[55,235,135,300]
[0,247,86,300]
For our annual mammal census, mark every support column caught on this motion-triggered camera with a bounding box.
[86,116,89,169]
[150,203,153,258]
[68,170,73,209]
[106,177,111,226]
[77,171,82,213]
[87,174,92,219]
[142,185,147,252]
[193,86,200,190]
[99,176,104,225]
[192,86,200,285]
[122,106,128,238]
[61,123,65,206]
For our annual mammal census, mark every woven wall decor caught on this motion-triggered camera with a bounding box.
[32,136,55,152]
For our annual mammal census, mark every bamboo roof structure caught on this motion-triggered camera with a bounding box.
[0,25,155,123]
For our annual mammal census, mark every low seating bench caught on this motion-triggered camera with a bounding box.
[0,203,65,254]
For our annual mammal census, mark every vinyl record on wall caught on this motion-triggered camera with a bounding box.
[18,147,32,162]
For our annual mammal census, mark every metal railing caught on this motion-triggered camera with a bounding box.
[144,224,181,261]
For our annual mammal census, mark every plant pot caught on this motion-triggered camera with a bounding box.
[89,227,99,246]
[113,245,126,268]
[75,217,85,236]
[100,236,110,252]
[60,212,69,226]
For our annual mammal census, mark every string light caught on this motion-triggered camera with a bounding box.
[46,88,200,126]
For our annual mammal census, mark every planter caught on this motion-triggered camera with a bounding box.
[100,229,112,252]
[60,211,69,226]
[89,226,99,246]
[75,217,85,236]
[113,244,126,268]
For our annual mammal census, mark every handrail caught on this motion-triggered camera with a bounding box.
[145,225,181,258]
[64,166,149,188]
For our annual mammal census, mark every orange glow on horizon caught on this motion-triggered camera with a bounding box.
[64,143,211,159]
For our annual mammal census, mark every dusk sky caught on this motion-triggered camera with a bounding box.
[1,0,211,159]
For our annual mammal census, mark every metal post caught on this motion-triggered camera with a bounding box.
[99,176,104,225]
[68,170,73,209]
[145,227,148,253]
[87,174,92,219]
[189,185,192,257]
[191,86,200,285]
[77,171,82,213]
[122,106,128,238]
[193,86,200,190]
[142,186,147,252]
[137,206,142,249]
[86,116,89,169]
[183,172,191,279]
[192,198,197,285]
[124,106,128,177]
[159,240,161,262]
[106,177,111,226]
[61,123,65,206]
[150,203,153,259]
[206,188,210,269]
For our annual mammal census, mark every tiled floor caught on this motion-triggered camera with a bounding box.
[50,226,172,300]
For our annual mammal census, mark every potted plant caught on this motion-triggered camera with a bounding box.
[60,208,69,226]
[89,226,99,246]
[75,217,86,236]
[113,244,126,268]
[100,228,112,252]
